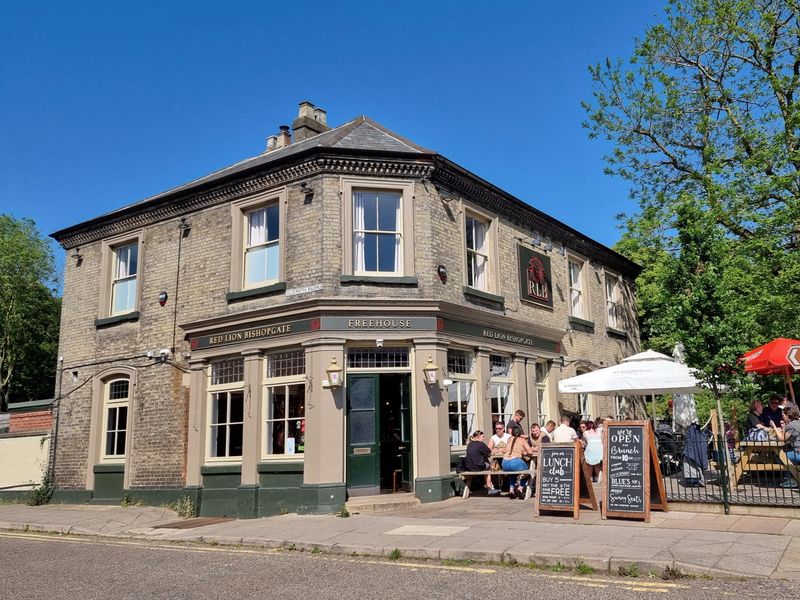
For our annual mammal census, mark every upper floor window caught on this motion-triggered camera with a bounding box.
[568,259,585,319]
[111,243,138,315]
[465,215,489,290]
[605,273,623,330]
[341,178,414,279]
[353,190,402,274]
[229,189,286,296]
[102,378,130,459]
[244,203,280,288]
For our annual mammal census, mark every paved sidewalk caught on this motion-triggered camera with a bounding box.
[1,499,799,580]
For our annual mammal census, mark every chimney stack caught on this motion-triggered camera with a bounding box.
[292,100,330,142]
[276,125,292,149]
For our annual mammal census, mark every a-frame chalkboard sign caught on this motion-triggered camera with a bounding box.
[602,420,668,523]
[535,441,598,519]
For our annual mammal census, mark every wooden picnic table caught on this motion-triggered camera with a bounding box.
[731,440,800,485]
[458,469,535,500]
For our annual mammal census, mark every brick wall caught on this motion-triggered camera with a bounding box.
[9,409,53,433]
[54,160,641,491]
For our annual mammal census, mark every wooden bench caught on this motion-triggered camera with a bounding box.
[458,469,534,500]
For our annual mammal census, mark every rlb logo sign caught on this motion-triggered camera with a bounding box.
[788,345,800,370]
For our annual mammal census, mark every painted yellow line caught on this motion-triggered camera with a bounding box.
[0,531,278,555]
[354,559,496,574]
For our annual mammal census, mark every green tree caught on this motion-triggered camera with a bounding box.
[0,215,60,411]
[584,0,800,384]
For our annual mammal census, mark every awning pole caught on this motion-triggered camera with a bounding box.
[652,392,657,428]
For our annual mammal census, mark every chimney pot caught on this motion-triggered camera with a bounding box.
[313,107,327,125]
[298,101,315,119]
[276,125,292,148]
[265,135,278,152]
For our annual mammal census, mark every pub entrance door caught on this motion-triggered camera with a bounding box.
[346,373,412,496]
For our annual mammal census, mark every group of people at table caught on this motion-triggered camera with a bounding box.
[463,410,613,499]
[745,396,800,488]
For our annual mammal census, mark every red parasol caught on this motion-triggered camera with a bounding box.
[741,338,800,402]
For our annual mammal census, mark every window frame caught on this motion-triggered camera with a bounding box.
[341,177,415,279]
[567,254,588,320]
[100,377,131,463]
[604,270,624,331]
[230,188,288,294]
[99,231,143,319]
[535,360,550,426]
[262,349,306,461]
[446,349,476,448]
[462,206,498,294]
[206,357,246,463]
[488,354,514,427]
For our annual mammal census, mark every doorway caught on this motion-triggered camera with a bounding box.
[346,373,412,496]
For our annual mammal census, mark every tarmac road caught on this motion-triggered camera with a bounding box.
[0,531,795,599]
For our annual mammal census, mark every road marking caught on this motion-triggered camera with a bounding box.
[352,558,496,574]
[0,531,279,555]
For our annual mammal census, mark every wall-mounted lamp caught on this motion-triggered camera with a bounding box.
[158,291,168,307]
[544,238,553,252]
[422,356,439,386]
[556,242,566,256]
[326,357,343,388]
[70,248,83,265]
[531,232,542,246]
[179,217,191,237]
[437,265,448,284]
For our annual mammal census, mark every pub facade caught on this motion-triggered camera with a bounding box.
[50,102,641,516]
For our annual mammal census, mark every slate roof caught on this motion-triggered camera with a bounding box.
[90,116,434,221]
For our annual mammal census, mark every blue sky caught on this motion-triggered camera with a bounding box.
[0,1,663,278]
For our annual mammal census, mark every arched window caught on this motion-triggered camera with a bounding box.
[102,377,130,459]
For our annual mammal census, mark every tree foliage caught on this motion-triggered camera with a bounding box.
[585,0,800,387]
[0,215,60,410]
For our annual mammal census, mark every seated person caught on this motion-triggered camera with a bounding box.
[527,423,550,474]
[506,409,526,435]
[761,396,784,427]
[487,421,511,454]
[544,420,556,437]
[746,400,769,440]
[502,426,534,499]
[465,430,500,495]
[551,416,579,443]
[772,406,800,488]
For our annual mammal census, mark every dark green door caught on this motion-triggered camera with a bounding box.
[398,375,413,490]
[346,374,380,495]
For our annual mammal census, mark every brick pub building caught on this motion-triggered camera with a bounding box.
[50,102,641,516]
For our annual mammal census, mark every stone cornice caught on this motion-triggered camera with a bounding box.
[53,155,435,249]
[431,161,640,278]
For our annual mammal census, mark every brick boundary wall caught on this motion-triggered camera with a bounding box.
[9,409,53,434]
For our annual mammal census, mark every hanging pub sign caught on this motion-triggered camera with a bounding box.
[518,246,553,308]
[602,420,668,522]
[535,441,597,519]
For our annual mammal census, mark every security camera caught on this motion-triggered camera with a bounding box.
[159,349,171,358]
[376,338,384,348]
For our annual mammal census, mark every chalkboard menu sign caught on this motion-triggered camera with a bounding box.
[535,441,597,518]
[538,444,576,507]
[602,420,668,522]
[606,423,647,514]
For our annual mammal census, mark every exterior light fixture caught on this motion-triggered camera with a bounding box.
[158,291,168,306]
[70,248,83,265]
[326,357,343,388]
[437,265,448,284]
[422,356,439,385]
[544,238,553,252]
[531,232,542,246]
[556,242,566,256]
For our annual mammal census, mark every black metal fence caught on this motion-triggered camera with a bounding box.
[654,428,800,508]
